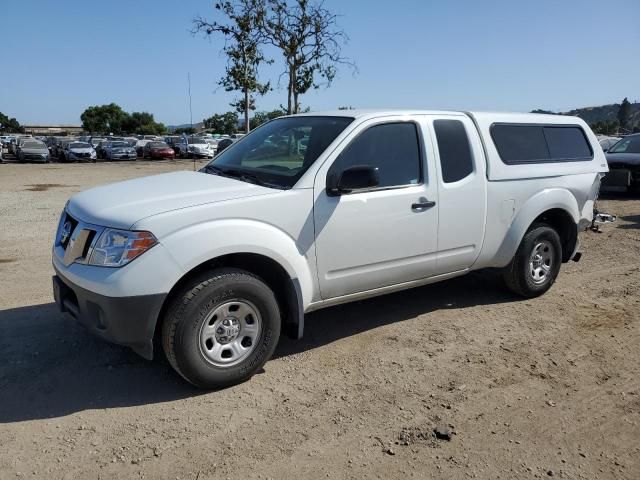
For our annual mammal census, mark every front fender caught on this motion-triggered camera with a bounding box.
[158,219,316,309]
[493,188,579,267]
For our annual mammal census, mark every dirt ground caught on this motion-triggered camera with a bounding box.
[0,158,638,480]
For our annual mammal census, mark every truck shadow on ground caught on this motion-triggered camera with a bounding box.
[0,269,513,423]
[617,214,640,230]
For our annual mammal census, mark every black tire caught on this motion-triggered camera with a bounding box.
[503,223,562,298]
[161,268,281,389]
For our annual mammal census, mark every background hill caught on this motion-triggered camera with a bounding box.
[532,100,640,134]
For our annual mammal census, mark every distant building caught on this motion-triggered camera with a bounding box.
[23,124,84,135]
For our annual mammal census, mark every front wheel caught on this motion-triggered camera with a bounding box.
[503,224,562,298]
[161,268,281,389]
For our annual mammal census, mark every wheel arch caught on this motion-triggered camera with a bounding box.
[494,188,580,267]
[154,252,305,352]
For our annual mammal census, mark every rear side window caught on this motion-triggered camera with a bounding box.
[491,124,593,164]
[333,122,421,188]
[544,127,592,159]
[434,119,474,183]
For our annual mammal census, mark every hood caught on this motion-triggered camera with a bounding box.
[606,152,640,165]
[67,170,277,229]
[69,148,93,153]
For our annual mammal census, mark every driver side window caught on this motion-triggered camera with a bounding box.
[330,122,422,189]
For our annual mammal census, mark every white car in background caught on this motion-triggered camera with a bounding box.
[597,136,622,152]
[178,137,214,158]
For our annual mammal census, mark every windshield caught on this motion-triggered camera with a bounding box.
[201,116,353,189]
[111,142,128,148]
[149,142,169,148]
[609,136,640,154]
[23,142,46,149]
[70,142,91,149]
[188,138,206,144]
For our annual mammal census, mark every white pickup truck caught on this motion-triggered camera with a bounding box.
[52,110,611,388]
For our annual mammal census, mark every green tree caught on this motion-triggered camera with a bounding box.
[249,109,285,129]
[122,111,166,135]
[617,97,632,130]
[203,111,239,134]
[263,0,354,114]
[80,103,129,133]
[194,0,271,134]
[0,112,24,133]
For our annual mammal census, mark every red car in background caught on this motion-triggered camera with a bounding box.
[143,141,176,159]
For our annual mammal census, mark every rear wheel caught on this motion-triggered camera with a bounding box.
[503,224,562,298]
[161,268,281,389]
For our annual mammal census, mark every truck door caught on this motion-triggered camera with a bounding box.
[313,116,439,299]
[427,115,487,274]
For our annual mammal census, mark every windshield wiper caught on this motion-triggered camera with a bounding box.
[201,165,287,190]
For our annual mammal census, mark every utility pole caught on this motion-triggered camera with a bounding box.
[188,72,195,171]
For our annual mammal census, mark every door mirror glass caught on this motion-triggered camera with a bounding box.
[327,165,379,195]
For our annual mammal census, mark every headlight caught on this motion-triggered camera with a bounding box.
[88,229,157,267]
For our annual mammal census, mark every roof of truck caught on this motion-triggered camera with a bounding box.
[293,109,583,125]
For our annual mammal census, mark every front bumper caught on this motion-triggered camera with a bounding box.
[52,270,166,359]
[151,151,175,158]
[110,152,137,160]
[22,154,48,162]
[189,150,213,158]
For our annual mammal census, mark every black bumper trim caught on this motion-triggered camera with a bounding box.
[52,272,167,360]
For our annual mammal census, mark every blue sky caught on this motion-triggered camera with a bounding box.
[1,0,638,125]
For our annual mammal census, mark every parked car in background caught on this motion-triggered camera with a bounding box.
[89,137,106,150]
[143,141,176,159]
[597,136,621,152]
[64,142,96,162]
[165,137,183,156]
[135,139,152,157]
[49,137,67,158]
[124,137,138,148]
[13,136,33,155]
[103,141,137,161]
[95,140,110,159]
[215,137,235,154]
[18,140,49,163]
[603,133,640,192]
[0,135,15,148]
[56,139,77,161]
[177,137,214,158]
[205,138,219,153]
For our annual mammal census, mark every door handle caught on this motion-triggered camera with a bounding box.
[411,200,436,210]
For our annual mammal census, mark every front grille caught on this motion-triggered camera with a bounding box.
[24,153,47,160]
[58,212,78,249]
[55,212,102,266]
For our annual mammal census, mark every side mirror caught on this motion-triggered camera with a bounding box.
[327,165,379,196]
